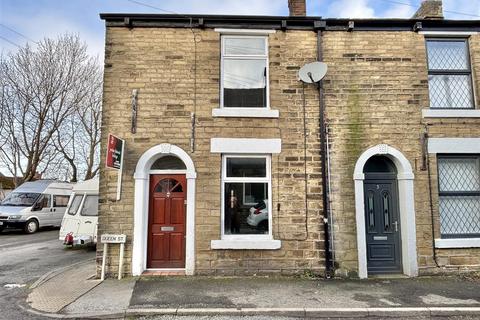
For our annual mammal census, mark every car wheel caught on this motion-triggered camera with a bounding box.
[24,219,39,234]
[0,226,4,233]
[257,220,268,231]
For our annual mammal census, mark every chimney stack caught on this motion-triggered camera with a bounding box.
[412,0,443,20]
[288,0,306,16]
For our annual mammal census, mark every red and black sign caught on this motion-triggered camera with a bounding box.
[106,134,124,170]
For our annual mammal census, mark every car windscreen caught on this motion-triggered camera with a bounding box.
[81,195,99,216]
[0,192,41,207]
[68,195,83,215]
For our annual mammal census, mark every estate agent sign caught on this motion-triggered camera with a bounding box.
[106,134,125,201]
[106,134,124,169]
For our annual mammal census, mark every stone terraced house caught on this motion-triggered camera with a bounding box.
[98,0,480,279]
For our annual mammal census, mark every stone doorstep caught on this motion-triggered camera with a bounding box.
[141,270,186,276]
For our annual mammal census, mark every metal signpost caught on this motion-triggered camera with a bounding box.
[100,234,127,280]
[106,134,125,201]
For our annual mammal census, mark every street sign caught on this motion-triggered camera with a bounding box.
[100,234,127,281]
[106,134,124,170]
[101,234,126,244]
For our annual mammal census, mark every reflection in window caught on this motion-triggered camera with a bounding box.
[222,36,268,109]
[81,195,99,216]
[68,195,83,215]
[154,179,183,193]
[151,156,186,170]
[222,156,270,236]
[426,39,473,109]
[226,157,266,178]
[438,156,480,238]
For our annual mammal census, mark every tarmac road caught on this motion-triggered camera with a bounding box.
[0,228,95,320]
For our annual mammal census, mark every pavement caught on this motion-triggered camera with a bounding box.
[23,262,480,319]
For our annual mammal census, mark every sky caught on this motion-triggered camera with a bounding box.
[0,0,479,60]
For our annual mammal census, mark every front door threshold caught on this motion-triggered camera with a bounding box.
[142,269,186,276]
[368,274,409,279]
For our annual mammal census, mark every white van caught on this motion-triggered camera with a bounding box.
[0,180,73,234]
[59,178,99,246]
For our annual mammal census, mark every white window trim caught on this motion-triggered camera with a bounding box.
[211,239,281,250]
[210,138,281,154]
[435,238,480,248]
[210,154,281,250]
[214,33,279,118]
[428,138,480,154]
[212,108,279,118]
[220,155,272,239]
[215,28,276,35]
[419,31,478,36]
[422,109,480,118]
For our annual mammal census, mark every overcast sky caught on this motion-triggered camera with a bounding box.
[1,0,479,59]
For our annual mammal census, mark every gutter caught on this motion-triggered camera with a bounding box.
[99,14,480,32]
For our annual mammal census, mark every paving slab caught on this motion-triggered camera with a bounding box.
[130,276,480,310]
[63,277,135,315]
[27,260,100,313]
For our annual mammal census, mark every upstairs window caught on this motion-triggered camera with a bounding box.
[438,155,480,238]
[426,39,474,109]
[221,36,269,109]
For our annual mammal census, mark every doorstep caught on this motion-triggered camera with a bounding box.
[141,269,186,276]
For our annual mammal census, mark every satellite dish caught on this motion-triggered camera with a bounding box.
[298,62,328,83]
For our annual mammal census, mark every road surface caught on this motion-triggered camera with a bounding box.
[0,228,95,320]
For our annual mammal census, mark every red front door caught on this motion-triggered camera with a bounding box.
[147,174,186,268]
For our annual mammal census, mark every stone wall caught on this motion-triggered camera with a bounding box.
[323,31,480,276]
[99,27,326,277]
[99,25,480,278]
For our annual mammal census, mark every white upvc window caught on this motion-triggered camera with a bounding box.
[220,154,272,240]
[220,35,269,110]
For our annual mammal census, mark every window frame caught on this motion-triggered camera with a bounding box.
[220,35,270,110]
[80,195,99,217]
[221,154,273,240]
[425,38,475,110]
[437,154,480,239]
[67,194,84,216]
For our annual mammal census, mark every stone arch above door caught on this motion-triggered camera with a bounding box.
[353,144,418,279]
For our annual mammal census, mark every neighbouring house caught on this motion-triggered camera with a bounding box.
[98,0,480,278]
[0,174,16,200]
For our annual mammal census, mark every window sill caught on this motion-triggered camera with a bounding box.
[211,239,281,250]
[435,238,480,249]
[422,109,480,118]
[212,108,279,118]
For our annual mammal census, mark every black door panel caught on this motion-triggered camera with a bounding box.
[364,180,402,274]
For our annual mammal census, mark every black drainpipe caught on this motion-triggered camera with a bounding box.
[316,25,334,277]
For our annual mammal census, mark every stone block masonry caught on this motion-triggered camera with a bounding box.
[98,23,480,278]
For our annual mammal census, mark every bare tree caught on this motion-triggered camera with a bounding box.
[0,34,102,184]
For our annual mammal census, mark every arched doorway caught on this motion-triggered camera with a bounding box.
[363,156,402,274]
[132,144,196,276]
[353,144,418,279]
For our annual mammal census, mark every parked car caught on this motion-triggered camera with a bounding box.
[247,200,268,231]
[59,178,99,246]
[0,180,73,234]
